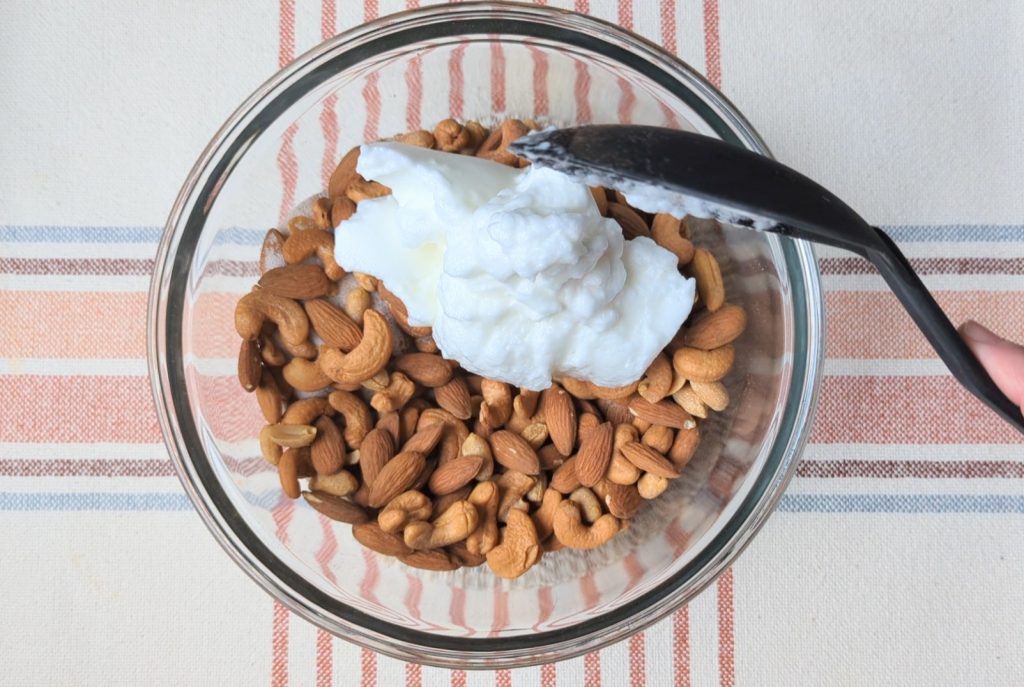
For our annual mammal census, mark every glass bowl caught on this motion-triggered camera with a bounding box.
[148,1,823,669]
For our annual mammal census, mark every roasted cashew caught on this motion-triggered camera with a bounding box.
[552,500,620,550]
[318,310,392,386]
[403,500,478,549]
[327,390,373,449]
[235,290,309,345]
[485,508,541,579]
[378,490,432,533]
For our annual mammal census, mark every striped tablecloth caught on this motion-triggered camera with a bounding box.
[2,1,1022,685]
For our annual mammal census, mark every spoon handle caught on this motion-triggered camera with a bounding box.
[865,227,1024,434]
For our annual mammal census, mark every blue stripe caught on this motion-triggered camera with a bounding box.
[2,491,1022,513]
[778,493,1024,513]
[3,225,1022,244]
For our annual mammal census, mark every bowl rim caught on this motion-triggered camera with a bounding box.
[148,0,824,669]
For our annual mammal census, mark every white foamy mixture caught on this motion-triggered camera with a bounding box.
[334,143,695,390]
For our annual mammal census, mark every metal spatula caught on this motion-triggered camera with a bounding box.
[510,125,1024,434]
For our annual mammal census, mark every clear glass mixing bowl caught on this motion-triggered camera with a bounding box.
[148,1,823,668]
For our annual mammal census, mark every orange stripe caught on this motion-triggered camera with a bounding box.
[673,606,690,687]
[405,662,422,687]
[716,570,735,687]
[584,651,601,687]
[272,601,290,687]
[540,662,557,686]
[449,44,467,119]
[0,291,146,358]
[315,629,333,687]
[702,0,721,88]
[450,669,467,687]
[361,646,377,687]
[826,291,1023,358]
[495,669,512,687]
[490,43,505,113]
[628,633,646,687]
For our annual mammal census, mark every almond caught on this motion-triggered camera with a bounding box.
[603,482,642,519]
[620,442,679,478]
[378,284,432,337]
[608,201,649,239]
[277,447,304,499]
[669,425,701,468]
[489,430,541,475]
[258,264,331,300]
[641,424,674,454]
[596,398,633,425]
[255,370,283,423]
[434,376,473,420]
[398,549,460,571]
[537,444,565,471]
[302,491,370,524]
[311,417,345,475]
[359,428,396,488]
[303,299,362,352]
[428,454,483,495]
[541,383,576,456]
[259,229,287,275]
[328,145,360,198]
[402,422,446,456]
[394,352,454,388]
[691,248,725,312]
[671,345,735,383]
[312,196,333,230]
[550,455,580,494]
[367,451,426,508]
[574,421,613,487]
[683,304,747,350]
[237,339,262,392]
[352,522,412,557]
[628,396,696,430]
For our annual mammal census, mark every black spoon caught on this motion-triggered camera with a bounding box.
[510,125,1024,434]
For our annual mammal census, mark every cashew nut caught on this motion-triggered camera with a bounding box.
[637,352,674,403]
[480,379,512,427]
[281,223,344,280]
[280,397,332,425]
[552,500,620,550]
[521,422,549,450]
[497,471,535,522]
[532,488,563,541]
[651,213,696,266]
[637,473,669,499]
[370,371,416,414]
[485,508,541,579]
[344,287,372,325]
[309,469,359,497]
[461,432,494,481]
[403,500,478,549]
[672,383,709,419]
[569,487,604,523]
[282,357,332,392]
[465,481,499,555]
[327,390,373,449]
[378,490,432,533]
[235,290,309,345]
[641,424,675,454]
[318,310,392,386]
[259,424,282,465]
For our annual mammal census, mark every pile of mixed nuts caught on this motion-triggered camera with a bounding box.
[236,118,747,578]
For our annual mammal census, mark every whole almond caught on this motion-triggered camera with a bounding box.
[258,264,332,300]
[278,447,303,499]
[620,442,679,479]
[550,455,581,494]
[603,482,642,519]
[434,376,473,420]
[394,352,454,388]
[671,345,735,383]
[628,396,696,430]
[359,428,396,488]
[255,371,284,423]
[312,196,333,230]
[669,425,701,468]
[352,522,412,557]
[238,339,262,392]
[596,398,633,426]
[303,298,362,352]
[683,304,747,350]
[608,202,649,239]
[574,421,613,487]
[537,444,565,471]
[691,248,725,312]
[402,422,446,456]
[311,417,345,475]
[489,430,541,474]
[259,229,287,275]
[398,549,460,571]
[541,383,576,456]
[302,491,370,524]
[368,451,426,508]
[328,146,360,198]
[428,454,483,495]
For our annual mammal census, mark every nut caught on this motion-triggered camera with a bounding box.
[238,339,262,392]
[485,508,541,579]
[608,202,649,239]
[550,456,581,494]
[628,395,697,430]
[358,428,396,488]
[259,229,286,275]
[398,549,459,571]
[537,444,565,471]
[378,285,432,337]
[308,470,359,497]
[367,451,426,508]
[637,353,673,403]
[668,425,701,469]
[541,383,576,456]
[326,390,373,448]
[434,376,473,420]
[255,370,284,423]
[490,430,541,475]
[235,290,309,345]
[496,471,536,521]
[311,416,345,475]
[428,454,483,495]
[404,500,478,549]
[352,522,412,557]
[589,186,609,215]
[259,329,287,366]
[651,214,695,266]
[259,424,283,465]
[461,433,494,481]
[568,487,603,523]
[344,287,372,325]
[521,422,549,450]
[277,447,305,499]
[331,196,356,226]
[551,500,619,550]
[303,299,363,352]
[395,129,436,148]
[431,484,472,521]
[265,423,317,448]
[683,304,747,350]
[671,345,735,383]
[402,422,446,455]
[281,222,343,280]
[620,442,679,479]
[690,380,730,412]
[531,488,563,541]
[378,490,432,533]
[447,541,486,568]
[258,264,332,300]
[574,421,613,487]
[637,473,669,499]
[280,397,331,425]
[480,380,512,427]
[672,384,708,419]
[691,248,725,312]
[641,424,675,454]
[465,481,499,555]
[328,145,360,198]
[394,352,454,388]
[370,371,416,414]
[282,357,333,392]
[303,490,368,523]
[434,118,473,151]
[312,197,333,230]
[603,482,642,519]
[346,179,391,203]
[318,310,393,386]
[376,411,400,445]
